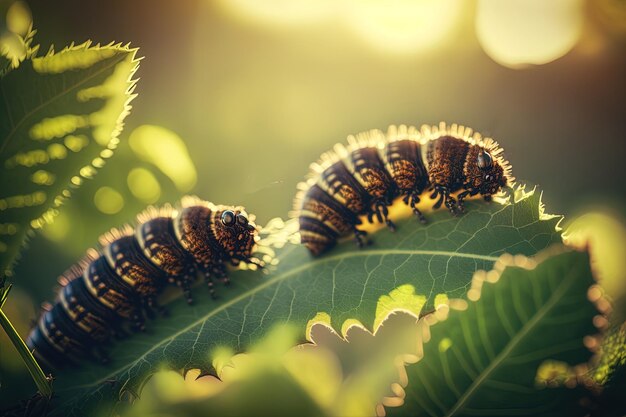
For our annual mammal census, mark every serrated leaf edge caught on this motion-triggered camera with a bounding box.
[1,41,142,277]
[376,245,608,417]
[55,182,564,414]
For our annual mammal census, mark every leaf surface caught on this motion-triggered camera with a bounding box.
[47,188,562,416]
[387,249,599,417]
[0,42,139,278]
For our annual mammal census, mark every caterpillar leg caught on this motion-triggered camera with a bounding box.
[431,186,458,215]
[146,297,168,318]
[171,265,196,305]
[183,276,195,305]
[199,260,229,298]
[201,264,226,299]
[131,312,146,332]
[353,227,369,248]
[456,189,479,213]
[198,268,216,299]
[367,200,395,231]
[143,299,156,320]
[212,264,229,287]
[404,192,427,224]
[379,202,396,232]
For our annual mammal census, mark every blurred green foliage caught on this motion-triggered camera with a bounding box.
[1,0,626,414]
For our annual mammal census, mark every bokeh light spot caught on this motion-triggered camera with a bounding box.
[476,0,584,68]
[64,134,89,152]
[94,186,124,214]
[6,1,32,36]
[345,0,464,54]
[40,209,70,242]
[438,337,453,353]
[29,114,90,140]
[217,0,335,27]
[47,143,68,159]
[127,167,161,204]
[129,125,197,192]
[31,169,55,185]
[564,212,626,302]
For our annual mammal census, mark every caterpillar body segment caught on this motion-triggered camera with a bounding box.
[27,199,259,369]
[293,123,514,255]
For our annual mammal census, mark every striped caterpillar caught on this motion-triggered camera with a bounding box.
[26,197,259,369]
[293,123,514,255]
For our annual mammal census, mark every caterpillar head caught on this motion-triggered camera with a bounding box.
[213,206,257,261]
[465,146,508,198]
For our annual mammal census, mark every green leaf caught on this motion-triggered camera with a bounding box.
[125,325,330,417]
[46,186,562,416]
[0,41,140,279]
[386,249,600,417]
[592,320,626,386]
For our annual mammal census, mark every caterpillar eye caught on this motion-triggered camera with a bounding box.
[221,210,236,226]
[477,151,493,170]
[236,214,248,226]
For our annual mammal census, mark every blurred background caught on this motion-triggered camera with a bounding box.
[1,0,625,405]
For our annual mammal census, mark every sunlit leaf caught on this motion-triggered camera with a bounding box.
[126,325,330,417]
[0,41,140,278]
[592,321,626,386]
[0,1,37,72]
[589,319,626,417]
[386,249,601,417]
[45,186,562,416]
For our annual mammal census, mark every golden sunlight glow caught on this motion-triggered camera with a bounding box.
[215,0,464,54]
[592,0,626,36]
[94,186,124,214]
[373,284,425,332]
[563,212,626,302]
[345,0,464,54]
[128,125,197,192]
[476,0,584,68]
[217,0,335,26]
[127,168,161,204]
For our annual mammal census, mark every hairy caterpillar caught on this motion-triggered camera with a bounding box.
[293,123,514,255]
[26,197,260,369]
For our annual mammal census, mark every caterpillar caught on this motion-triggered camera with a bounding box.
[26,197,259,369]
[293,122,514,255]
